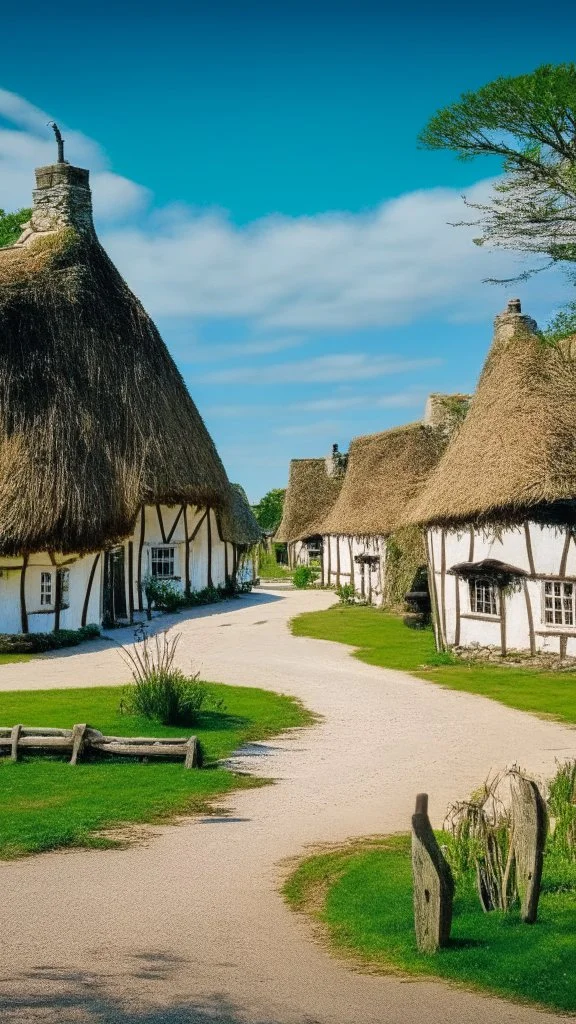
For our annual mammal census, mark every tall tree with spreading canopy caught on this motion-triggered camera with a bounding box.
[420,64,576,279]
[253,488,286,533]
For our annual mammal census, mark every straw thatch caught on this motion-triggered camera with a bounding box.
[411,301,576,528]
[275,458,345,542]
[321,424,447,537]
[0,225,230,556]
[220,484,262,546]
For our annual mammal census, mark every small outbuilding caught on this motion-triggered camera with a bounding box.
[0,146,255,633]
[411,299,576,657]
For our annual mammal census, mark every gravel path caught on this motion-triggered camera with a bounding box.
[1,587,575,1023]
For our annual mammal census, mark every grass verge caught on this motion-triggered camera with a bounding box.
[284,834,576,1013]
[0,682,313,859]
[292,604,576,726]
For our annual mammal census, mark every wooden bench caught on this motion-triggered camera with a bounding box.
[0,725,200,768]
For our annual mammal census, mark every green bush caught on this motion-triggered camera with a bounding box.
[0,623,100,654]
[336,583,357,604]
[120,630,223,727]
[293,565,315,589]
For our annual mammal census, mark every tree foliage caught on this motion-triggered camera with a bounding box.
[420,64,576,276]
[252,487,285,532]
[0,208,31,248]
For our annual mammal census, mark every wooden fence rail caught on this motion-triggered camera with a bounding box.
[0,725,200,768]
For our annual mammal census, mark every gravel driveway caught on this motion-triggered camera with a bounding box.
[1,587,574,1023]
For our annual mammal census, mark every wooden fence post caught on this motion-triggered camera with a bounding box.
[70,723,88,765]
[411,792,454,952]
[10,724,22,762]
[511,774,547,923]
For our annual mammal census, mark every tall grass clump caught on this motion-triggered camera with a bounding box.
[548,760,576,861]
[120,630,223,726]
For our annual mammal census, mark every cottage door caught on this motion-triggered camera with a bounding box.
[103,547,127,624]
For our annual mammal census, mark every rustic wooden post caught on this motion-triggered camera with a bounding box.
[10,724,22,762]
[70,723,88,765]
[511,774,547,923]
[184,736,200,768]
[411,792,454,952]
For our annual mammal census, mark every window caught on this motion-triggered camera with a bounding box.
[40,571,53,606]
[543,580,575,626]
[150,546,175,578]
[469,578,498,616]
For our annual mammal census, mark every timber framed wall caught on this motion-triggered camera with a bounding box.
[428,520,576,656]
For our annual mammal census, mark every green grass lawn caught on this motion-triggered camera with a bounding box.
[0,653,33,664]
[292,604,576,726]
[0,682,313,859]
[284,834,576,1013]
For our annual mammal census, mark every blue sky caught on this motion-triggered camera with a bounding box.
[1,0,575,500]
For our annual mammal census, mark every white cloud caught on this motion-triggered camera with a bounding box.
[0,89,149,221]
[180,334,306,363]
[198,353,440,386]
[206,389,425,418]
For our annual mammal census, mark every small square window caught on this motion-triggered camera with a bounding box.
[469,578,498,616]
[40,571,53,606]
[150,546,175,578]
[543,580,575,626]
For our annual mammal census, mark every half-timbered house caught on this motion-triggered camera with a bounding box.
[0,148,253,634]
[319,396,464,604]
[275,448,346,570]
[411,299,576,656]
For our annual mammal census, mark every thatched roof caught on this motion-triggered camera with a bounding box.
[411,299,576,528]
[321,423,447,537]
[275,457,345,542]
[0,163,230,556]
[220,484,262,546]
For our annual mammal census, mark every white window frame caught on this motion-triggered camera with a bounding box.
[40,571,53,607]
[150,545,176,579]
[469,577,498,617]
[542,579,575,628]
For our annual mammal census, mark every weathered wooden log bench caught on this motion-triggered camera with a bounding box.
[0,725,200,768]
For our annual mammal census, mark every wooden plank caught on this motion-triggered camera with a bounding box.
[81,552,101,627]
[17,736,73,749]
[70,723,88,765]
[0,727,73,738]
[10,724,22,762]
[90,740,188,758]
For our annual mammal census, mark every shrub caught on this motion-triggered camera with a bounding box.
[142,575,185,615]
[120,630,224,727]
[293,565,314,589]
[0,623,100,654]
[548,761,576,861]
[336,583,357,605]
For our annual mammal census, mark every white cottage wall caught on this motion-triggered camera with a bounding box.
[428,521,576,656]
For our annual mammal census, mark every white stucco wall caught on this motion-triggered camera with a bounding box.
[428,521,576,655]
[0,552,103,634]
[322,534,385,605]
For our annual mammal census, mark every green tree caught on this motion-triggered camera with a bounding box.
[253,488,285,532]
[0,208,31,248]
[420,64,576,278]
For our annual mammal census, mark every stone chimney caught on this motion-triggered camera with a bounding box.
[30,162,95,236]
[494,298,538,344]
[424,393,470,435]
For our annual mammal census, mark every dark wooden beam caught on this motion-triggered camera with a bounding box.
[137,507,146,612]
[524,522,536,576]
[207,509,213,588]
[82,553,101,627]
[128,541,134,621]
[156,504,167,543]
[20,555,28,634]
[166,505,184,543]
[522,580,536,656]
[184,505,191,594]
[559,530,571,578]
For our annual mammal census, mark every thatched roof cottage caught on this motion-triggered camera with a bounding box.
[411,299,576,656]
[320,395,468,604]
[275,448,346,568]
[0,147,254,633]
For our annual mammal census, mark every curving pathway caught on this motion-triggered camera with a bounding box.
[1,587,575,1023]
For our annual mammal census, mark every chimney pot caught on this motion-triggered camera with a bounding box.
[507,298,522,314]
